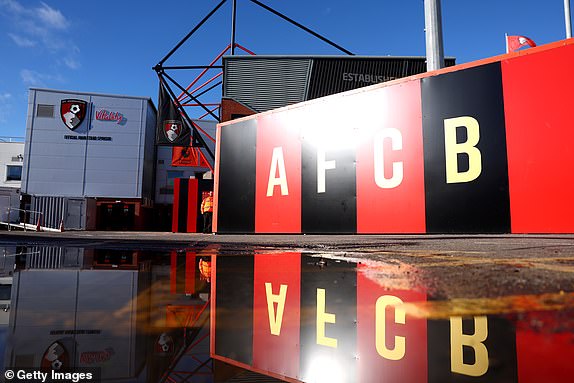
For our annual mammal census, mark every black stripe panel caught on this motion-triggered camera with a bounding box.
[299,257,357,382]
[178,179,188,233]
[427,316,517,382]
[217,119,257,233]
[301,142,356,233]
[422,63,510,233]
[215,256,254,365]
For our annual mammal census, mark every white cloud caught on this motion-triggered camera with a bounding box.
[63,57,80,70]
[0,92,12,123]
[20,69,63,87]
[36,2,68,30]
[8,32,36,47]
[0,0,24,14]
[0,0,69,31]
[1,1,80,70]
[20,69,43,86]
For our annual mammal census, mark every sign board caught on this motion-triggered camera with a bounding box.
[214,39,574,234]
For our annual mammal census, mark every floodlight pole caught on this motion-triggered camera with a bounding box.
[424,0,445,71]
[565,0,572,38]
[231,0,237,54]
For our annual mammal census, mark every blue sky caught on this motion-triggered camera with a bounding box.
[0,0,571,138]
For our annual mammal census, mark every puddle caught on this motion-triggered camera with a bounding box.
[0,246,214,383]
[212,253,574,383]
[0,245,572,382]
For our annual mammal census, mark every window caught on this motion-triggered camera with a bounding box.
[166,170,184,186]
[0,285,11,300]
[36,104,54,118]
[6,165,22,181]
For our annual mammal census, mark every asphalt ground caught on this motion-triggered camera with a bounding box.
[2,230,574,318]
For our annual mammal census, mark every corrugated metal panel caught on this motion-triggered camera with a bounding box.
[223,56,455,112]
[26,247,83,269]
[224,370,286,382]
[223,57,312,112]
[31,196,67,229]
[27,247,62,269]
[307,57,456,100]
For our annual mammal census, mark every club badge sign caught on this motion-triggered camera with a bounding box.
[164,120,182,143]
[60,99,114,142]
[60,99,87,131]
[40,341,70,371]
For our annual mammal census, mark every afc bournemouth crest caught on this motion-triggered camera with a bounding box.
[60,99,87,130]
[155,333,174,355]
[164,120,182,142]
[41,341,70,371]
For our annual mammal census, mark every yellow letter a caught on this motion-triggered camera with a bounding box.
[265,283,288,336]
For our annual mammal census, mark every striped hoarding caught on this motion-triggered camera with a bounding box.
[215,39,574,234]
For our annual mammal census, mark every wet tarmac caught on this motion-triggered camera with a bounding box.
[0,231,573,382]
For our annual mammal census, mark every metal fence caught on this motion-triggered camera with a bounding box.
[1,207,44,231]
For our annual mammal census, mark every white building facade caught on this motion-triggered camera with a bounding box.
[21,88,156,230]
[0,140,24,223]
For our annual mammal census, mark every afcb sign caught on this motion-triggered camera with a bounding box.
[214,40,574,234]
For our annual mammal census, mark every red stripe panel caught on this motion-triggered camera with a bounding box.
[502,42,574,233]
[255,112,302,233]
[170,251,177,295]
[357,264,427,383]
[252,253,301,379]
[186,178,198,233]
[212,125,222,232]
[516,312,574,382]
[209,254,217,357]
[356,80,426,233]
[185,252,196,295]
[172,178,181,232]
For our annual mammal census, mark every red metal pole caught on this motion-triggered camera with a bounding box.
[176,45,231,101]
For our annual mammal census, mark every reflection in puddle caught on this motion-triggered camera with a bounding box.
[1,246,214,383]
[0,246,572,382]
[212,253,574,383]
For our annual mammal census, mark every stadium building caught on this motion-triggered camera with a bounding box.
[18,55,453,231]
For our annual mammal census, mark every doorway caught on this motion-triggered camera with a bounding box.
[97,202,135,230]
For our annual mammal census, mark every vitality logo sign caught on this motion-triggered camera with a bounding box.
[60,99,87,130]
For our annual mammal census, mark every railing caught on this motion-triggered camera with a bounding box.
[1,207,45,232]
[0,248,40,270]
[0,136,25,143]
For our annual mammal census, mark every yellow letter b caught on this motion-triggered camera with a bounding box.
[444,116,482,184]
